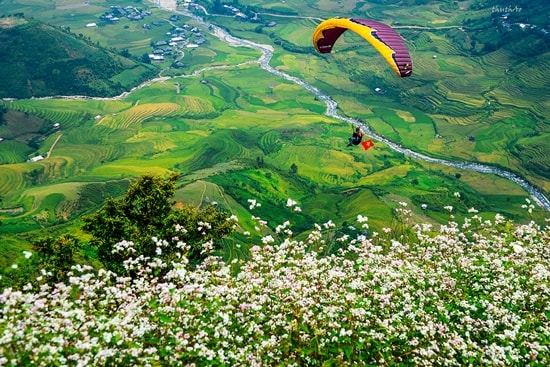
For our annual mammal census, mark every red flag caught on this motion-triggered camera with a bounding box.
[361,139,374,151]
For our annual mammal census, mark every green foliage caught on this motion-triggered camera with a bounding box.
[0,235,81,288]
[82,174,236,275]
[163,204,236,264]
[32,235,81,283]
[0,16,158,98]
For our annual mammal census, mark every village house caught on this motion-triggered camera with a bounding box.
[27,155,44,163]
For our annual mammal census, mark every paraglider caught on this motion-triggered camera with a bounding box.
[347,128,374,151]
[347,127,364,146]
[312,18,412,77]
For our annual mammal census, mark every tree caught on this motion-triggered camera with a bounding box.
[0,234,82,289]
[82,173,236,275]
[141,53,151,64]
[120,48,131,58]
[32,235,81,284]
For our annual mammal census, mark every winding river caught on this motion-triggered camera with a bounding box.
[161,5,550,211]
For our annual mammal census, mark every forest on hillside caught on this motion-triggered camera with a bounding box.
[0,15,158,98]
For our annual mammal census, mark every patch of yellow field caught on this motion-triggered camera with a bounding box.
[433,114,480,126]
[476,152,511,166]
[90,164,171,177]
[357,165,413,186]
[177,96,214,114]
[445,92,485,108]
[533,177,550,195]
[431,19,448,24]
[0,17,27,29]
[491,110,513,120]
[427,137,447,153]
[127,132,177,151]
[395,110,416,123]
[99,103,181,128]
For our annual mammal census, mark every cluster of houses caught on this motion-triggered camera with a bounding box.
[99,5,153,24]
[149,15,206,64]
[494,9,549,35]
[88,6,208,65]
[86,5,154,28]
[219,3,276,27]
[85,2,277,66]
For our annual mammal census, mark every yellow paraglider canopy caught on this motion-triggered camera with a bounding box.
[312,18,412,77]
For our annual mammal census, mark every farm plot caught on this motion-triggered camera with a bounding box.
[0,140,32,164]
[266,145,367,186]
[4,99,130,128]
[98,103,181,129]
[175,95,217,117]
[514,134,550,179]
[0,166,26,199]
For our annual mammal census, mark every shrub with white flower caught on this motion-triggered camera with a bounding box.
[1,203,549,366]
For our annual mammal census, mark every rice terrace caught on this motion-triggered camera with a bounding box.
[0,0,549,264]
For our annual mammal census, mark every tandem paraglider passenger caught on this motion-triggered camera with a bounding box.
[348,127,364,146]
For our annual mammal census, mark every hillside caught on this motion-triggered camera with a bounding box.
[0,15,158,98]
[2,202,550,366]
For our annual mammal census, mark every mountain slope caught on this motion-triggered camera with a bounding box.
[0,15,158,98]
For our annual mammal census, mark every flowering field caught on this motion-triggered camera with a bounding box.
[1,200,549,366]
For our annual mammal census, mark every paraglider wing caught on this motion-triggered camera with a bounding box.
[361,139,375,151]
[312,18,412,77]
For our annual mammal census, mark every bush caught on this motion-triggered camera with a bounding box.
[82,173,236,275]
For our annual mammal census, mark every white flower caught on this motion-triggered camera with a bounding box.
[23,251,32,259]
[286,198,297,207]
[454,192,461,198]
[323,220,335,229]
[357,214,368,223]
[512,243,524,254]
[248,199,261,209]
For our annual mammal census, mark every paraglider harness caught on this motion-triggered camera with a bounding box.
[348,127,364,146]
